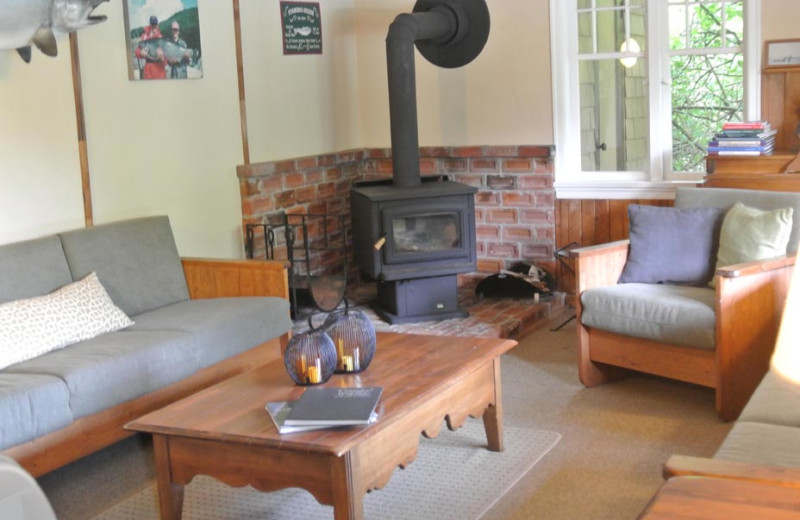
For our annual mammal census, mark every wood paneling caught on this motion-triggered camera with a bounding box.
[555,198,673,293]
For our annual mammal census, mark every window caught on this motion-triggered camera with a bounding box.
[551,0,761,198]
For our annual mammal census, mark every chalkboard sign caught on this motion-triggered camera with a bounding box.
[280,1,322,55]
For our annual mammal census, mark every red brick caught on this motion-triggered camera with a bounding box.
[259,175,282,193]
[474,208,485,222]
[275,190,296,208]
[337,151,357,163]
[274,160,295,174]
[442,159,469,173]
[485,146,518,157]
[488,242,519,257]
[476,241,486,255]
[476,225,500,238]
[305,169,323,184]
[237,162,275,178]
[502,192,535,206]
[518,146,554,158]
[518,175,551,189]
[326,197,345,214]
[308,202,327,214]
[341,162,359,176]
[317,182,335,199]
[456,175,483,188]
[522,243,553,258]
[420,158,439,174]
[535,159,555,174]
[535,191,555,207]
[521,209,551,223]
[326,167,342,181]
[452,146,484,157]
[296,156,318,169]
[285,206,306,216]
[534,226,555,240]
[470,159,499,172]
[377,159,394,175]
[477,258,504,273]
[420,147,450,157]
[487,209,518,223]
[335,180,351,194]
[284,172,305,188]
[367,148,390,158]
[296,186,316,203]
[241,196,274,217]
[504,227,533,239]
[486,175,516,190]
[475,192,501,206]
[319,155,337,166]
[503,158,533,172]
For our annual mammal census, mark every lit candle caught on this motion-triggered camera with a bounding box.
[342,355,353,371]
[337,338,344,370]
[353,347,360,371]
[296,354,308,382]
[307,357,322,383]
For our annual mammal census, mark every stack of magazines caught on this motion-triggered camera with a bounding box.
[707,121,777,156]
[266,386,382,434]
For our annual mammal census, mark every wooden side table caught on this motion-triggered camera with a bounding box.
[638,476,800,519]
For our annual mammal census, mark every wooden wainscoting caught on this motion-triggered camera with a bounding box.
[555,199,674,294]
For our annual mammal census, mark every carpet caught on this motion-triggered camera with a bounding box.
[90,421,560,520]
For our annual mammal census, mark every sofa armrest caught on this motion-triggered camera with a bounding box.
[570,240,630,294]
[664,455,800,488]
[181,258,290,300]
[715,253,796,421]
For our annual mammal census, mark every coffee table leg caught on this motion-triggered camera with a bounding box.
[482,358,504,452]
[153,435,185,520]
[331,448,364,520]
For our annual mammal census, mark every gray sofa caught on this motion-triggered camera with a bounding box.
[0,216,292,476]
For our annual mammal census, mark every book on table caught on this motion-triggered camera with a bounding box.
[265,400,379,434]
[282,386,383,426]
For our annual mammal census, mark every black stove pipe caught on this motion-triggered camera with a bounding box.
[386,6,460,188]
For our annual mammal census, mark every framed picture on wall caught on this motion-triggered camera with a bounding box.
[280,2,323,55]
[764,39,800,72]
[122,0,204,80]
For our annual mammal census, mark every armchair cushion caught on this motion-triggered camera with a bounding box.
[618,205,723,285]
[580,283,716,349]
[715,202,793,273]
[714,421,800,468]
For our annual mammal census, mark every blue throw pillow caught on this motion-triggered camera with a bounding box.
[618,205,724,285]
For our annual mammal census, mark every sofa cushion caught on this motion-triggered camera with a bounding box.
[0,273,134,371]
[675,186,800,253]
[618,205,723,285]
[0,235,72,304]
[129,297,292,369]
[0,373,73,451]
[5,331,199,419]
[58,216,189,316]
[714,421,800,468]
[737,370,800,428]
[580,283,716,349]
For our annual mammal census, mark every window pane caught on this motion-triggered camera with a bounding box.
[579,58,649,172]
[670,1,743,51]
[671,52,743,173]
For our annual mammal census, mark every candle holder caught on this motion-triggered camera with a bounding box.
[283,316,337,385]
[323,302,376,374]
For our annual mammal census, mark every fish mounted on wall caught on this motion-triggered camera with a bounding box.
[0,0,108,63]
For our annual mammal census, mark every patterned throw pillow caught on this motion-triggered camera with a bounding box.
[0,272,133,370]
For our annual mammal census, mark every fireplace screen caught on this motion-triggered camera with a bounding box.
[392,212,461,254]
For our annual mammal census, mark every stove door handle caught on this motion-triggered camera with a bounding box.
[374,235,387,251]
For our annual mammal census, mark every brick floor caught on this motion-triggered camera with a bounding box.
[293,274,568,339]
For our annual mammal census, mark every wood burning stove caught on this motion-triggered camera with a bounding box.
[350,0,489,324]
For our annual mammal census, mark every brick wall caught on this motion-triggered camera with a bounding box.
[237,145,555,278]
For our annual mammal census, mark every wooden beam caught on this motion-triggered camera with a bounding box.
[233,0,250,164]
[69,32,93,227]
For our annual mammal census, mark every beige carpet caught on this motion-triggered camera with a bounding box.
[40,311,732,519]
[89,421,559,520]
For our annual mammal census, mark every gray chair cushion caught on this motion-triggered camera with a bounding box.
[675,187,800,252]
[129,297,292,369]
[580,283,716,349]
[738,371,800,428]
[714,421,800,468]
[0,236,72,304]
[5,331,199,419]
[619,205,723,285]
[58,216,189,316]
[0,373,72,451]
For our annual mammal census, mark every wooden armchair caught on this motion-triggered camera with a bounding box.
[571,187,800,421]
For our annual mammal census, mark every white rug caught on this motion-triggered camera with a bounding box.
[91,421,560,520]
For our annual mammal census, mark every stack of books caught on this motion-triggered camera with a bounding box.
[266,386,382,434]
[707,121,777,156]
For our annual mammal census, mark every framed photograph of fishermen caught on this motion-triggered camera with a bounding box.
[280,2,322,55]
[122,0,203,80]
[764,39,800,73]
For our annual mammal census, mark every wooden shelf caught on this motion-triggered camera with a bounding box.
[703,149,800,192]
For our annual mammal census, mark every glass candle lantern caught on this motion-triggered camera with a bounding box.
[283,320,337,386]
[323,305,376,374]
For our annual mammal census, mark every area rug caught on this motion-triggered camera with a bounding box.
[91,421,560,520]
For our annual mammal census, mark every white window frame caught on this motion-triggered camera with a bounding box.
[551,0,762,199]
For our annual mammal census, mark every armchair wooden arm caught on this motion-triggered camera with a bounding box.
[181,258,290,300]
[664,455,800,489]
[715,253,796,420]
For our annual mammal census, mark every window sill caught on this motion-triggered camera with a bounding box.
[554,180,700,200]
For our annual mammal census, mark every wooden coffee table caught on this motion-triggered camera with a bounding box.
[126,332,517,520]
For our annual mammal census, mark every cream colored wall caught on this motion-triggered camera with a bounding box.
[242,0,359,162]
[762,0,800,41]
[354,0,553,148]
